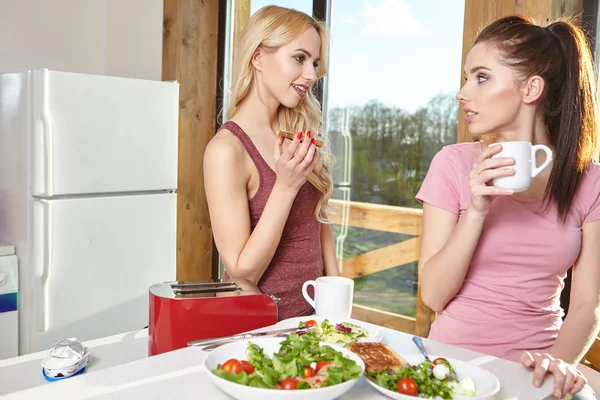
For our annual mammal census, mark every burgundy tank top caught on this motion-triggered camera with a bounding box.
[219,121,324,320]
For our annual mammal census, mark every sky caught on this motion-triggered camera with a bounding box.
[249,0,465,113]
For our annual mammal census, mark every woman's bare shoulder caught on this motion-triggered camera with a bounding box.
[205,128,246,165]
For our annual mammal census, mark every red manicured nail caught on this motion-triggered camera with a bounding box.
[307,130,311,138]
[312,138,316,145]
[297,132,302,139]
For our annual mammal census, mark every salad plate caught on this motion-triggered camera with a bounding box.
[204,335,365,400]
[273,316,384,345]
[365,354,500,400]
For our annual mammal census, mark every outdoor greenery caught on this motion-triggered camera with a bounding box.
[327,93,458,317]
[328,92,458,208]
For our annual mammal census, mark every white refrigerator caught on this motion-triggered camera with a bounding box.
[0,69,178,356]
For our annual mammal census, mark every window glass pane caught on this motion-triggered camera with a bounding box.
[325,0,465,320]
[250,0,313,16]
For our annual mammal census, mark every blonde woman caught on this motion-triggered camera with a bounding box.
[204,6,338,320]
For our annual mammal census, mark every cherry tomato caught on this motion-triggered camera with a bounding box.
[279,377,299,390]
[433,357,449,365]
[304,320,318,327]
[397,377,418,396]
[221,359,243,374]
[240,360,254,374]
[315,361,331,373]
[302,366,315,378]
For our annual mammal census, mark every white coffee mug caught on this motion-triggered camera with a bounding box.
[301,276,354,319]
[491,141,552,192]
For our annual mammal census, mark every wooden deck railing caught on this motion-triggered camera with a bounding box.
[327,199,430,335]
[329,198,600,370]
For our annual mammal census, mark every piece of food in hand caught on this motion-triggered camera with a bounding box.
[276,129,324,147]
[347,342,407,373]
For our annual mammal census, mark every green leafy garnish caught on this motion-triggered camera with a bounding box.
[367,360,475,399]
[299,319,369,345]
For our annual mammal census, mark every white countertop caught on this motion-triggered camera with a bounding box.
[0,325,557,400]
[0,329,149,396]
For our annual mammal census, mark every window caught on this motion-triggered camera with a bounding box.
[324,0,465,320]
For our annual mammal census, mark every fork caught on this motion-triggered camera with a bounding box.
[412,336,432,362]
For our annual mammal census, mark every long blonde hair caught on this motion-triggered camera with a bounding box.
[226,5,334,221]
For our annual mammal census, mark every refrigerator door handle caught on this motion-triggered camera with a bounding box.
[33,68,53,196]
[33,200,50,331]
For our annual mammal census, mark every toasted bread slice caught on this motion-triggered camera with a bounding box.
[347,342,408,373]
[275,129,324,147]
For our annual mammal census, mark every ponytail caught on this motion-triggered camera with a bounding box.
[474,16,598,220]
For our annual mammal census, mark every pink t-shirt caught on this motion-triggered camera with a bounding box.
[416,142,600,362]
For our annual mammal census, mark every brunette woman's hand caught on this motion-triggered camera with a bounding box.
[468,143,515,216]
[520,351,587,399]
[272,130,319,195]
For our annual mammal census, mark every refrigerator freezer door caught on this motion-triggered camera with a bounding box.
[30,69,178,197]
[25,193,176,353]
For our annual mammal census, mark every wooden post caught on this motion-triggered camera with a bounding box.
[233,0,251,48]
[457,0,582,143]
[162,0,220,281]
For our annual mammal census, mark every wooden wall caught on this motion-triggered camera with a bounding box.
[234,0,251,48]
[163,0,220,281]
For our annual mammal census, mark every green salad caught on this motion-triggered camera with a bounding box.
[367,358,476,399]
[298,318,369,345]
[212,333,362,390]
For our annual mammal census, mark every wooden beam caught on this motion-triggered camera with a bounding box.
[233,0,251,49]
[163,0,220,281]
[585,337,600,370]
[515,0,581,23]
[329,199,422,236]
[415,283,436,338]
[341,238,420,279]
[515,1,553,24]
[352,304,416,334]
[551,0,583,20]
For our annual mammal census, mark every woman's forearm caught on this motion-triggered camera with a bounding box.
[229,185,298,284]
[550,304,600,365]
[320,223,340,276]
[420,208,487,312]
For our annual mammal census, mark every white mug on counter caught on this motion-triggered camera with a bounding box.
[491,141,552,192]
[301,276,354,319]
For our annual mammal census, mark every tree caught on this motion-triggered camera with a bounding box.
[326,92,458,208]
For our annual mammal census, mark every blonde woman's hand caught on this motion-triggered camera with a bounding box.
[272,130,319,195]
[468,144,515,216]
[520,351,587,399]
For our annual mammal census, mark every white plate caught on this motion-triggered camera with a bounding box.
[364,354,500,400]
[273,316,384,343]
[204,337,365,400]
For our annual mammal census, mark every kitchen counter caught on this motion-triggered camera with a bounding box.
[0,325,558,400]
[0,329,148,396]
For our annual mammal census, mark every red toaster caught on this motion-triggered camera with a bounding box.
[148,279,279,356]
